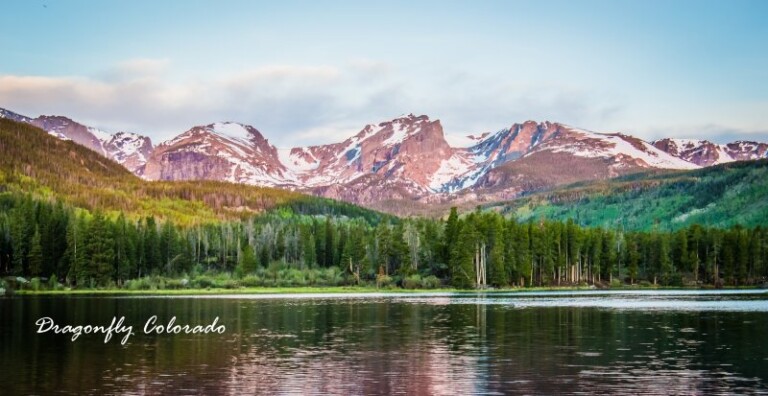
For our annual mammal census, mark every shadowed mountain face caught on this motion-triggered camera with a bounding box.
[3,106,767,215]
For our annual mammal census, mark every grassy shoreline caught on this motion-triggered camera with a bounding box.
[12,285,762,296]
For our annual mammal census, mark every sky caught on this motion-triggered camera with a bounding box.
[1,0,767,147]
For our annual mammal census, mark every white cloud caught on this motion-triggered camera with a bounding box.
[115,58,170,76]
[641,124,768,144]
[1,59,765,148]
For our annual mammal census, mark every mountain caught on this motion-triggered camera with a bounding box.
[3,105,768,216]
[143,122,290,185]
[142,116,713,210]
[103,132,154,175]
[487,159,768,231]
[0,108,153,174]
[0,118,387,224]
[652,138,768,167]
[452,123,696,196]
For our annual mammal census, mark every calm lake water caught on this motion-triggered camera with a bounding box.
[2,290,767,395]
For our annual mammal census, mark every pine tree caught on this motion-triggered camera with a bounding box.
[63,214,86,285]
[27,226,43,277]
[159,220,178,273]
[736,229,749,285]
[688,224,703,283]
[450,222,475,289]
[443,207,460,265]
[240,243,258,275]
[673,229,690,277]
[259,244,270,268]
[517,222,532,287]
[403,222,420,273]
[659,236,673,285]
[721,231,735,285]
[626,236,639,284]
[143,216,160,276]
[324,217,335,267]
[488,216,506,287]
[10,201,34,275]
[0,214,11,275]
[84,213,115,286]
[375,223,391,276]
[566,219,581,284]
[301,225,316,269]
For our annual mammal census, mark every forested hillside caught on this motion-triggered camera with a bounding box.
[2,195,766,289]
[1,118,766,290]
[493,160,768,231]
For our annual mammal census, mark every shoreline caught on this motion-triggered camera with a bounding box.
[12,285,765,296]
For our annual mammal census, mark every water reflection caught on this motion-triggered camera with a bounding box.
[1,292,767,395]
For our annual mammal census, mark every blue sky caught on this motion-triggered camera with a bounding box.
[1,0,766,146]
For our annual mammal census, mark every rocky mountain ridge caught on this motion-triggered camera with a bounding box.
[3,106,766,214]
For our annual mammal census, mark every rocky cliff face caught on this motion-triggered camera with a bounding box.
[143,122,290,185]
[282,114,454,191]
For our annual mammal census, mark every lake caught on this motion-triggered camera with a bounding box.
[2,290,767,395]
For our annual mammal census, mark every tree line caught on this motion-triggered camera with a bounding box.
[1,194,766,288]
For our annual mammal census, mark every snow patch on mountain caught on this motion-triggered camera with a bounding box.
[47,130,71,140]
[211,122,253,140]
[87,126,111,143]
[445,132,489,148]
[278,148,319,173]
[382,120,410,146]
[428,154,474,191]
[539,127,700,170]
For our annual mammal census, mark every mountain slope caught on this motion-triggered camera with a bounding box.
[0,108,153,174]
[0,119,387,224]
[488,159,768,231]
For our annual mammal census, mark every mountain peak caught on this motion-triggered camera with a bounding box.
[389,113,430,123]
[206,122,266,142]
[376,113,433,129]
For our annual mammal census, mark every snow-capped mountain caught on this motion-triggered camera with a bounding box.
[3,105,768,214]
[143,114,458,203]
[103,132,154,175]
[0,107,153,173]
[140,116,714,207]
[652,138,768,166]
[725,141,768,161]
[143,122,290,185]
[287,114,453,189]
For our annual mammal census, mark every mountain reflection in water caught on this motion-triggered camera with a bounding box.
[1,291,766,395]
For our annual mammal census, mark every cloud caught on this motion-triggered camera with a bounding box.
[95,58,171,83]
[0,62,351,145]
[643,124,768,144]
[115,58,170,76]
[226,65,341,86]
[348,59,393,78]
[1,59,763,148]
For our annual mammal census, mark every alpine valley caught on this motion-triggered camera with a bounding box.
[2,106,767,216]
